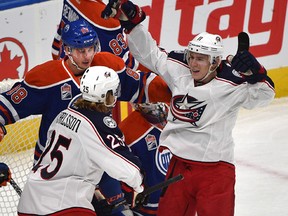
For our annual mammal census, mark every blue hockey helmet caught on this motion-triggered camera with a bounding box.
[62,19,100,51]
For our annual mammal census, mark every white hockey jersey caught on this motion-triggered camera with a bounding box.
[18,95,143,215]
[127,24,275,164]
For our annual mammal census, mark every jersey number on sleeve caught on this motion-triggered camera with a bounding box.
[107,134,126,149]
[6,84,28,104]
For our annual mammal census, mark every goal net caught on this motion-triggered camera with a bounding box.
[0,79,41,215]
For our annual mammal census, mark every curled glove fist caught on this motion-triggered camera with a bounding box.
[231,50,260,73]
[0,123,7,142]
[231,50,267,84]
[101,0,146,33]
[101,0,119,19]
[0,163,11,187]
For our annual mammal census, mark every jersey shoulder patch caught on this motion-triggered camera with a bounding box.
[102,116,118,129]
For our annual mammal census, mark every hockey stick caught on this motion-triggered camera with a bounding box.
[134,174,184,207]
[227,32,250,65]
[236,32,254,76]
[237,32,250,53]
[94,174,183,210]
[10,177,22,196]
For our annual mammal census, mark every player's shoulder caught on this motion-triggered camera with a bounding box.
[168,50,187,65]
[72,105,117,131]
[81,108,123,142]
[24,60,70,86]
[92,52,125,72]
[216,60,246,85]
[69,0,121,29]
[119,111,152,145]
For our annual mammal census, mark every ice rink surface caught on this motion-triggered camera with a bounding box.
[233,97,288,216]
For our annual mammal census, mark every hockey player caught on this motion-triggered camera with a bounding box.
[52,0,147,72]
[17,66,144,216]
[119,102,170,216]
[0,124,6,142]
[102,1,275,215]
[0,162,11,187]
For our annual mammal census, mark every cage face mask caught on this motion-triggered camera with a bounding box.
[134,102,169,127]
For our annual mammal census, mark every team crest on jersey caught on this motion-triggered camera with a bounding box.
[103,116,117,128]
[171,94,206,126]
[61,83,72,100]
[145,134,158,151]
[155,148,171,175]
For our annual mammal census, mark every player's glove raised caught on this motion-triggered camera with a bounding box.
[0,163,11,187]
[231,50,267,84]
[101,0,146,33]
[0,123,7,142]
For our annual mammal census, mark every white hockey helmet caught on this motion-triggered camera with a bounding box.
[80,66,120,106]
[186,32,223,64]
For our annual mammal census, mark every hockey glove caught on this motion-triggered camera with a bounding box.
[92,198,113,216]
[0,163,11,187]
[101,0,146,33]
[231,50,266,84]
[0,123,7,142]
[93,188,113,216]
[121,182,147,209]
[93,188,129,216]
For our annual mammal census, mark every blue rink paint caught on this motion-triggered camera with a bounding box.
[0,0,48,11]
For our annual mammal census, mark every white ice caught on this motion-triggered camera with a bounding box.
[234,97,288,216]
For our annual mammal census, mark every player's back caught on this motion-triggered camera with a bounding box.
[18,95,143,214]
[18,107,105,214]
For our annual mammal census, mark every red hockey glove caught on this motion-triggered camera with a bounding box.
[101,0,146,33]
[231,50,267,84]
[0,123,7,142]
[0,163,11,187]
